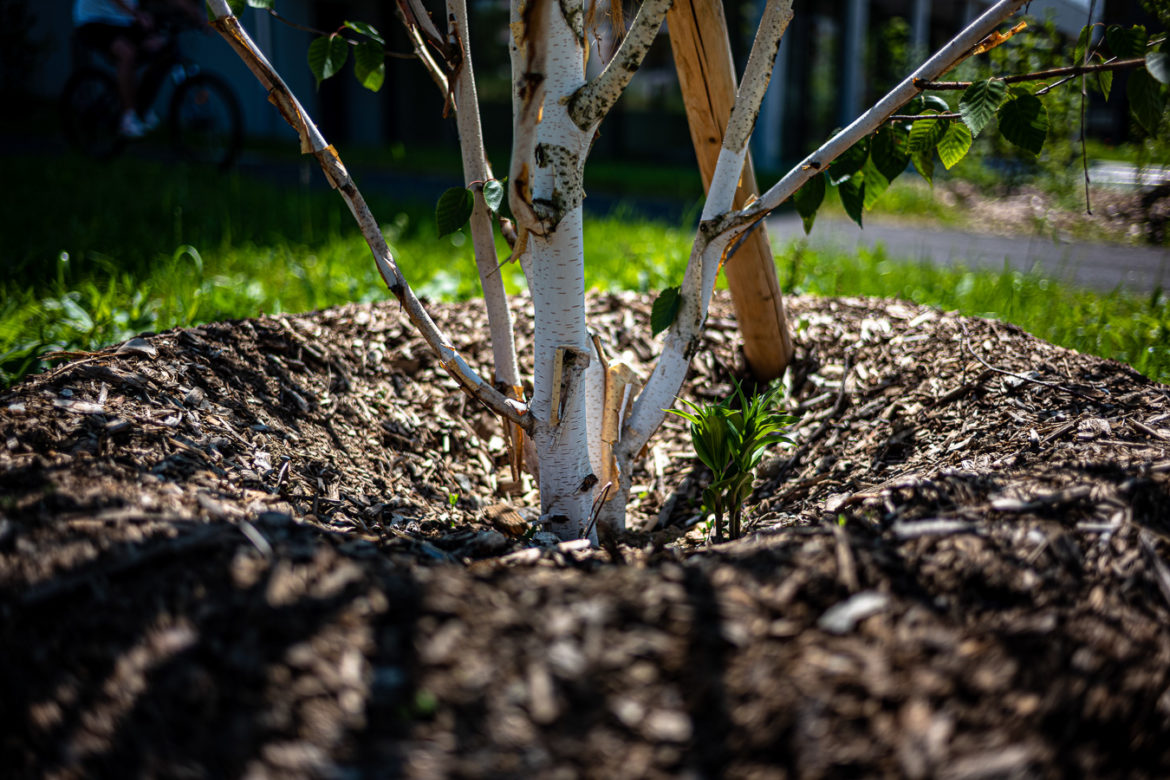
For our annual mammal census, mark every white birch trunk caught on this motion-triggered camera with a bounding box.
[527,0,606,541]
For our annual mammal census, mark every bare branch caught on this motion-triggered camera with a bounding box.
[701,0,793,221]
[394,0,452,99]
[916,57,1146,89]
[722,0,793,154]
[260,7,417,59]
[615,0,792,465]
[204,1,530,431]
[447,0,524,398]
[710,0,1031,241]
[566,0,674,131]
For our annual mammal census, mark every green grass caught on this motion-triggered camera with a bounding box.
[0,154,693,385]
[2,153,1167,388]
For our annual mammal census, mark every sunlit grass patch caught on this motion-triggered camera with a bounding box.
[2,153,1167,388]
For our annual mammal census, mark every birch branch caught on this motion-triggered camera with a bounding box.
[447,0,524,397]
[567,0,674,131]
[394,0,452,99]
[205,0,530,430]
[915,57,1147,89]
[702,0,793,221]
[618,0,792,462]
[708,0,1030,240]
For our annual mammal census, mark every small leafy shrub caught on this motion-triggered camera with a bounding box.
[669,382,796,542]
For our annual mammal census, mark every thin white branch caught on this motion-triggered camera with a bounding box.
[711,0,1030,238]
[448,0,523,395]
[394,0,451,98]
[205,2,529,430]
[616,0,791,462]
[722,0,793,154]
[701,0,792,221]
[567,0,673,130]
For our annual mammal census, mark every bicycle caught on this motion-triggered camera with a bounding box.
[60,18,243,169]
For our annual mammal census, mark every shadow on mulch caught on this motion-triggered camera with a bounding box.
[2,291,1170,777]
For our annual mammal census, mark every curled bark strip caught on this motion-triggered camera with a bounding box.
[206,1,530,431]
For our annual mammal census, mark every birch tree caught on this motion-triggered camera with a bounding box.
[203,0,1168,542]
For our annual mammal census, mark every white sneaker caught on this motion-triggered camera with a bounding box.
[119,111,147,138]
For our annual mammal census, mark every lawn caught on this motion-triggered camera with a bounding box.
[2,153,1167,387]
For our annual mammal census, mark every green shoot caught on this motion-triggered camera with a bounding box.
[667,381,796,542]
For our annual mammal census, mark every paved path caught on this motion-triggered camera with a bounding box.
[767,214,1170,295]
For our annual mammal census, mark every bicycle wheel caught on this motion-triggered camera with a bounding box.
[169,72,243,170]
[60,67,125,160]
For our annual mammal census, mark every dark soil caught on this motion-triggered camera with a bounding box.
[3,291,1170,778]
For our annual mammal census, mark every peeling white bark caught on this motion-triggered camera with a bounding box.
[509,0,607,540]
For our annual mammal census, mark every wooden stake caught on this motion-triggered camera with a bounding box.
[667,0,794,380]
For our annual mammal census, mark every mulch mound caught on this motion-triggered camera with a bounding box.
[2,291,1169,778]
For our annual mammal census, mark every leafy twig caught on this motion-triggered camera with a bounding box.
[914,57,1146,89]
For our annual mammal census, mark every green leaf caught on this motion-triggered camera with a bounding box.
[650,286,682,336]
[246,0,274,9]
[997,93,1048,155]
[860,157,889,211]
[1147,52,1170,85]
[792,173,826,235]
[908,114,947,184]
[912,149,935,184]
[308,34,349,86]
[1106,24,1147,59]
[1097,68,1113,101]
[1074,24,1092,65]
[921,95,950,113]
[908,114,948,153]
[353,41,385,91]
[435,187,474,237]
[958,78,1007,137]
[838,176,865,228]
[870,125,910,182]
[937,121,973,169]
[482,180,505,213]
[1128,69,1166,134]
[829,138,869,185]
[344,20,385,44]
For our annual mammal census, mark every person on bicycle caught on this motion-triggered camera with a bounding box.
[72,0,204,138]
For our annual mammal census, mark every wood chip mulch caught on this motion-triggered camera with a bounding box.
[2,291,1169,778]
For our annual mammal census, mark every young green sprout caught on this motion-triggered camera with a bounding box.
[668,381,796,542]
